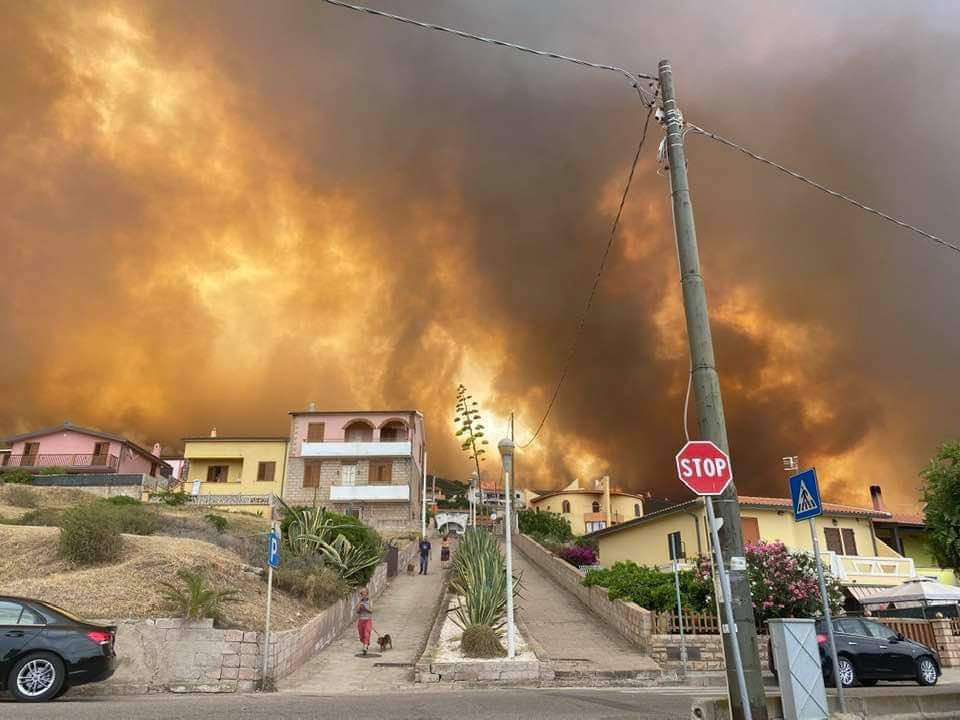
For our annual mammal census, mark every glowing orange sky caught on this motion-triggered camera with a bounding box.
[3,1,959,514]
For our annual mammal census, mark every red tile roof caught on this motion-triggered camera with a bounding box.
[738,496,890,518]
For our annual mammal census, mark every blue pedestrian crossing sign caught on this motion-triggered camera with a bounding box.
[268,529,281,569]
[789,468,823,521]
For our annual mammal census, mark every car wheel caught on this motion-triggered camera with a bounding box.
[835,655,857,688]
[859,679,878,686]
[8,652,65,702]
[917,656,939,686]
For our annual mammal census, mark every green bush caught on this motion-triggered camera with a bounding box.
[517,509,573,543]
[101,495,141,506]
[274,554,349,608]
[59,504,123,565]
[94,499,158,535]
[205,513,228,533]
[1,469,34,485]
[152,489,189,506]
[582,561,710,613]
[461,623,506,658]
[158,568,238,624]
[13,508,63,527]
[35,466,68,476]
[4,485,39,508]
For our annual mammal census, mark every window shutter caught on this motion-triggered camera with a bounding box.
[257,463,265,482]
[741,517,761,546]
[303,462,320,488]
[840,528,858,556]
[207,466,217,483]
[824,527,844,554]
[307,423,325,442]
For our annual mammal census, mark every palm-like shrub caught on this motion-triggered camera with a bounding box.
[319,535,383,588]
[449,529,522,632]
[158,568,238,623]
[461,624,506,658]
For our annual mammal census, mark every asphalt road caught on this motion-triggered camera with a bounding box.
[0,688,695,720]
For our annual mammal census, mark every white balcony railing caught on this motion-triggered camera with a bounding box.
[824,551,916,583]
[301,440,412,458]
[329,485,410,502]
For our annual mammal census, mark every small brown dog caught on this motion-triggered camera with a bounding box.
[377,633,393,651]
[406,563,415,576]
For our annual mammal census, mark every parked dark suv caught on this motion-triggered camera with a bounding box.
[770,617,940,688]
[1,597,116,702]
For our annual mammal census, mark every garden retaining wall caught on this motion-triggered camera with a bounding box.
[88,539,419,694]
[512,531,654,653]
[650,634,769,672]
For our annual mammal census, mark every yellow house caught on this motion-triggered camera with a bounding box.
[588,496,917,595]
[182,435,289,514]
[529,477,646,535]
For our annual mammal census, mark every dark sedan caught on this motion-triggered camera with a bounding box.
[1,596,116,702]
[770,617,941,688]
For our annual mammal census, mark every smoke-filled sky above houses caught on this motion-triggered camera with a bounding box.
[2,1,959,512]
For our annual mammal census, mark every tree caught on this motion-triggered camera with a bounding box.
[454,384,490,479]
[921,442,960,572]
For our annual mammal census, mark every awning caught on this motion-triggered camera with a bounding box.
[844,585,890,602]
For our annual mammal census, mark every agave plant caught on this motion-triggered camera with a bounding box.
[449,529,522,632]
[318,534,383,588]
[278,499,351,557]
[158,568,238,623]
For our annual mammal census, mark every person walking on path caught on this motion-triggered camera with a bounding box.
[356,588,373,655]
[440,535,451,569]
[418,536,432,575]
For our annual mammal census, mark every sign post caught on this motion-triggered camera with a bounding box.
[676,441,752,720]
[789,468,846,713]
[262,523,280,689]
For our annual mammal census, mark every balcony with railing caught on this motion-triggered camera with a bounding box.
[329,484,411,502]
[824,551,916,586]
[301,439,413,459]
[0,453,120,473]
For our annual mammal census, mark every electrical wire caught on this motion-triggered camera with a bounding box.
[686,123,960,256]
[320,0,658,105]
[519,103,657,449]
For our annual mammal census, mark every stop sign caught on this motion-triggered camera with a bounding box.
[676,440,733,496]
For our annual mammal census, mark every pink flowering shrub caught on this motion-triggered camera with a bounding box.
[556,545,597,568]
[693,540,844,625]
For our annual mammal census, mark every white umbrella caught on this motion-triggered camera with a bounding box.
[863,578,960,617]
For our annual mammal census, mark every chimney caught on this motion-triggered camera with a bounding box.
[152,442,162,457]
[210,427,217,438]
[307,401,317,412]
[602,475,612,526]
[869,485,887,513]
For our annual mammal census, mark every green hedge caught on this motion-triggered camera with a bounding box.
[582,561,711,613]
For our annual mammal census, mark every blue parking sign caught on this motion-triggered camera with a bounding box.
[789,468,823,521]
[268,529,281,569]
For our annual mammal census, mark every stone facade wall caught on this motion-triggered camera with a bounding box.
[931,618,960,667]
[650,634,768,672]
[512,532,653,653]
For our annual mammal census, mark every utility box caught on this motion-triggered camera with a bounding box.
[768,619,828,720]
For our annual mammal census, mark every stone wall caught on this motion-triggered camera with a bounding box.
[92,539,420,694]
[650,634,768,672]
[932,618,960,667]
[512,532,653,652]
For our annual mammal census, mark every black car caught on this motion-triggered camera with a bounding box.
[770,617,941,688]
[1,596,116,702]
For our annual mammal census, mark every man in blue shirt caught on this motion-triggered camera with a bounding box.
[418,536,432,575]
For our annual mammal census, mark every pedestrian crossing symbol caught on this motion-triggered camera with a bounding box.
[789,468,823,521]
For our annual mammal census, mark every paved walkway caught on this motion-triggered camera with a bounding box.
[281,552,448,695]
[512,547,660,673]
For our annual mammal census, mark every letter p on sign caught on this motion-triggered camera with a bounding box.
[676,441,733,496]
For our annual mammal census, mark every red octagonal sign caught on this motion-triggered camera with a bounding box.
[676,440,733,496]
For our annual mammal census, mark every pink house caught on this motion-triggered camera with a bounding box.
[283,409,426,530]
[1,422,171,478]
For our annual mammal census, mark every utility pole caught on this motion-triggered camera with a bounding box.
[659,59,768,720]
[498,437,516,658]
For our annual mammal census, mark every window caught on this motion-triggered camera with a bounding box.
[836,619,866,636]
[307,423,325,442]
[257,461,276,483]
[93,442,110,464]
[344,421,373,442]
[667,531,685,560]
[0,601,42,626]
[634,503,642,517]
[561,500,571,513]
[340,462,357,486]
[824,527,858,555]
[380,421,408,441]
[150,462,158,477]
[21,442,39,466]
[862,621,895,640]
[369,460,392,484]
[591,501,601,513]
[741,517,761,546]
[206,465,229,483]
[303,462,322,488]
[585,520,607,533]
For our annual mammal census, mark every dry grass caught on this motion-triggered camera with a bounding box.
[0,485,98,521]
[0,525,316,631]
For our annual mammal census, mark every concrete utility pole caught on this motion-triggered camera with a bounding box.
[658,59,767,720]
[498,438,516,658]
[422,451,428,538]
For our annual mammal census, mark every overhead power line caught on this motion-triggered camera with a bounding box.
[686,123,960,256]
[519,103,657,449]
[320,0,657,105]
